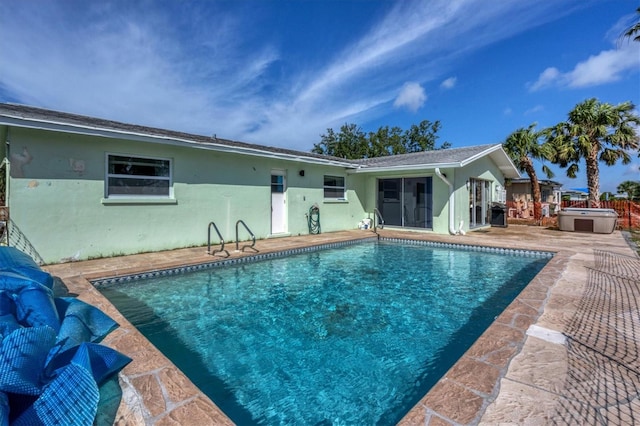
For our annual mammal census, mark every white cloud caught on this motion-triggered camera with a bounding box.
[524,105,544,115]
[0,0,600,150]
[440,77,457,89]
[503,107,513,116]
[393,82,427,112]
[566,46,639,88]
[624,163,640,177]
[529,44,639,91]
[528,67,561,92]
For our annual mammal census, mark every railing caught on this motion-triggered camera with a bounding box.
[373,208,385,231]
[235,220,258,252]
[1,214,46,265]
[207,222,229,257]
[0,207,7,246]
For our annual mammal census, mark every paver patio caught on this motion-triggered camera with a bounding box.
[43,225,640,425]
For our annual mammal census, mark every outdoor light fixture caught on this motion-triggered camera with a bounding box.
[299,170,305,177]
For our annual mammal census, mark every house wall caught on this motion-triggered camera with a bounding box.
[506,181,560,204]
[354,168,459,234]
[348,155,507,235]
[457,156,507,230]
[433,168,459,233]
[0,126,6,164]
[507,182,532,201]
[6,127,367,263]
[4,125,513,262]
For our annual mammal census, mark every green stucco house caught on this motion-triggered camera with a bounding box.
[0,103,519,264]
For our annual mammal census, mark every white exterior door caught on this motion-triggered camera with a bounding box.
[271,171,287,234]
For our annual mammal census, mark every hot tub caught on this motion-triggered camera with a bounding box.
[557,208,618,234]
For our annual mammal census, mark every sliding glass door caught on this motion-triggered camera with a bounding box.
[377,177,433,229]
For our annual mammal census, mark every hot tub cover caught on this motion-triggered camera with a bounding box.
[0,246,131,425]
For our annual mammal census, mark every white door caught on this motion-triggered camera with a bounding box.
[271,172,286,234]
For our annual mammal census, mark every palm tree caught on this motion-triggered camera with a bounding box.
[546,98,640,208]
[617,180,640,200]
[623,7,640,42]
[600,192,617,201]
[502,123,555,220]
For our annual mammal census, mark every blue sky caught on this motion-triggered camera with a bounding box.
[0,0,638,193]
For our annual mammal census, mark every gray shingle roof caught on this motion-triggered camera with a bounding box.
[0,103,348,164]
[0,103,517,176]
[352,144,502,168]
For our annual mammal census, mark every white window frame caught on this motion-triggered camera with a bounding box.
[323,175,346,200]
[105,153,173,200]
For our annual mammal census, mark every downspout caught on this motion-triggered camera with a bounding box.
[435,168,458,235]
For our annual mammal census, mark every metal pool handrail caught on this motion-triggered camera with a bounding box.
[207,221,229,257]
[373,208,385,231]
[235,220,258,252]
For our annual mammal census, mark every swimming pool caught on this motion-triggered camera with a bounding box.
[99,239,550,424]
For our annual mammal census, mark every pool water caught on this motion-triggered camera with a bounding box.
[101,241,549,424]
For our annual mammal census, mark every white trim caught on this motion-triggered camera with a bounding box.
[347,162,461,174]
[0,115,355,168]
[101,198,177,205]
[435,168,458,235]
[1,111,521,179]
[323,174,346,200]
[270,170,287,234]
[105,152,174,199]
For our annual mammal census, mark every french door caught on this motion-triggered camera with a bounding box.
[469,178,491,228]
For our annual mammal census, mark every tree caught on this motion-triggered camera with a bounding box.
[623,7,640,42]
[502,123,555,220]
[617,180,640,200]
[404,120,451,152]
[312,120,449,159]
[311,123,367,159]
[367,126,405,157]
[600,192,617,201]
[546,98,640,208]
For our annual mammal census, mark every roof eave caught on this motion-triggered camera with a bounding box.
[0,114,356,168]
[347,162,462,174]
[462,144,520,179]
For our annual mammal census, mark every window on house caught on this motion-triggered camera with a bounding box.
[271,174,285,193]
[541,188,551,202]
[324,175,345,199]
[106,154,172,197]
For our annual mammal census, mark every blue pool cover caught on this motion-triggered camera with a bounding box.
[0,247,131,425]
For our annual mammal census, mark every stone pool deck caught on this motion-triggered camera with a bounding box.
[43,225,640,425]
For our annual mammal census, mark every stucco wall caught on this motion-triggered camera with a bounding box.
[456,155,506,231]
[354,170,455,234]
[6,127,367,263]
[4,125,511,263]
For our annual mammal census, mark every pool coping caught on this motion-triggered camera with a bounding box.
[397,243,569,425]
[92,236,553,287]
[42,227,637,425]
[91,236,377,288]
